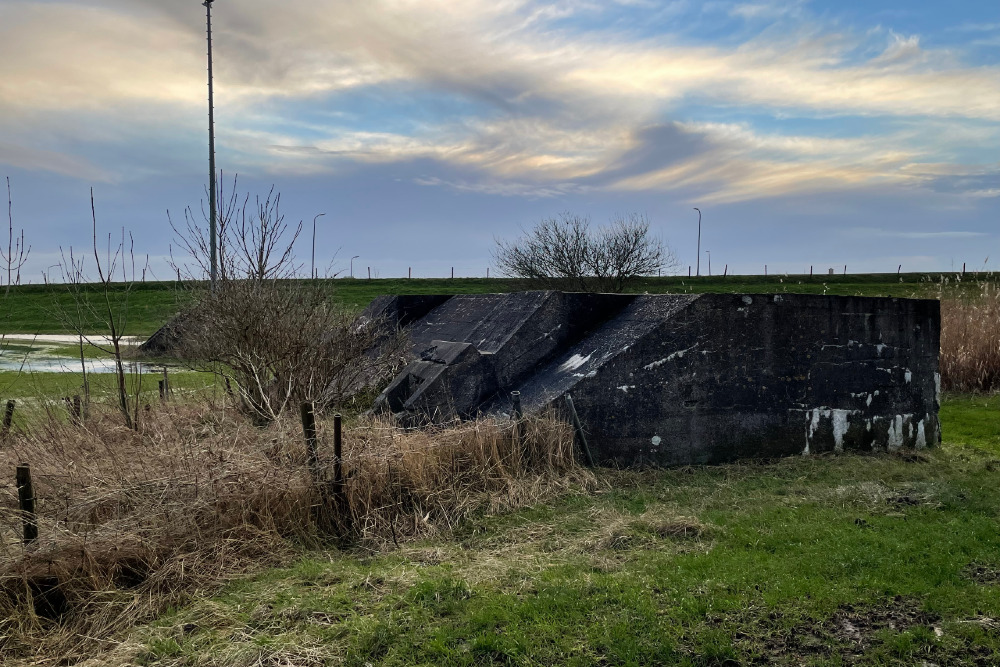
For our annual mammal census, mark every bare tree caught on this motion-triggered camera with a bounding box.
[2,177,29,296]
[0,178,31,395]
[179,281,406,422]
[494,212,678,292]
[169,181,404,422]
[59,190,147,429]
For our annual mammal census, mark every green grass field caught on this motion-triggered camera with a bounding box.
[118,393,1000,667]
[0,271,990,336]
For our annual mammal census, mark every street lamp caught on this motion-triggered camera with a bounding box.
[204,0,218,292]
[694,208,701,277]
[311,213,325,279]
[350,256,359,279]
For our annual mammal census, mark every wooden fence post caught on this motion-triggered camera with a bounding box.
[2,400,15,435]
[565,394,595,467]
[300,402,319,472]
[333,413,343,491]
[511,391,524,450]
[16,464,37,545]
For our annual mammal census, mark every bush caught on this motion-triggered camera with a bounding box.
[494,212,678,292]
[180,279,405,421]
[170,180,403,421]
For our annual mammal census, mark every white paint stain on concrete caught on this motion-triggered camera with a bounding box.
[651,435,662,447]
[805,407,856,454]
[904,369,912,384]
[831,410,849,453]
[916,418,927,449]
[617,385,636,393]
[887,415,905,451]
[644,344,698,370]
[742,296,753,305]
[559,353,592,372]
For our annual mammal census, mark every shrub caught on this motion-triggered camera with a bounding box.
[494,212,679,292]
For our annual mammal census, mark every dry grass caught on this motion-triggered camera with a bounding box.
[0,402,591,665]
[940,279,1000,392]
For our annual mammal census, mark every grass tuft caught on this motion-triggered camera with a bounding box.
[940,280,1000,392]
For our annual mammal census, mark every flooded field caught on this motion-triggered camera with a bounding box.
[0,334,164,374]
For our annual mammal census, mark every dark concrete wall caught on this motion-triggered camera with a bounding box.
[545,293,939,465]
[370,292,940,466]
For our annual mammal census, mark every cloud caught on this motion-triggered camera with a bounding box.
[413,176,586,198]
[0,141,112,182]
[848,228,990,240]
[1,0,998,203]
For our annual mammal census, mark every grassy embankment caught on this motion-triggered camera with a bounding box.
[0,271,991,335]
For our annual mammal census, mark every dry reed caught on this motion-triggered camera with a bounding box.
[939,279,1000,392]
[0,402,590,665]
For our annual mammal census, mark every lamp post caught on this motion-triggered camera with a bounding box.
[705,250,711,276]
[350,256,359,279]
[204,0,218,292]
[311,213,325,279]
[694,208,701,277]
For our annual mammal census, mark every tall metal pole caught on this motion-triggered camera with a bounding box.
[205,0,218,292]
[311,213,325,279]
[694,208,701,277]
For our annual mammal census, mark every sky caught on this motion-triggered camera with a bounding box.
[0,0,997,282]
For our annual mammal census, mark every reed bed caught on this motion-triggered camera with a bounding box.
[0,402,590,665]
[940,279,1000,393]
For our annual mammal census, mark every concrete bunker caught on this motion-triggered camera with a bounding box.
[368,291,940,466]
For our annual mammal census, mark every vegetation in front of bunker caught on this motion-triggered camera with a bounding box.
[84,393,1000,667]
[0,401,589,665]
[167,178,406,424]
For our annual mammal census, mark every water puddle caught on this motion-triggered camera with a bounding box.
[0,334,168,375]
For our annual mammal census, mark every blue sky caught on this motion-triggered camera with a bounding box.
[0,0,997,281]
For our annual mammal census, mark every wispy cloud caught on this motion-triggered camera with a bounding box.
[849,228,991,240]
[0,0,997,207]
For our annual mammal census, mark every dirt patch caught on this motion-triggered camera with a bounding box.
[964,563,1000,585]
[739,597,940,665]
